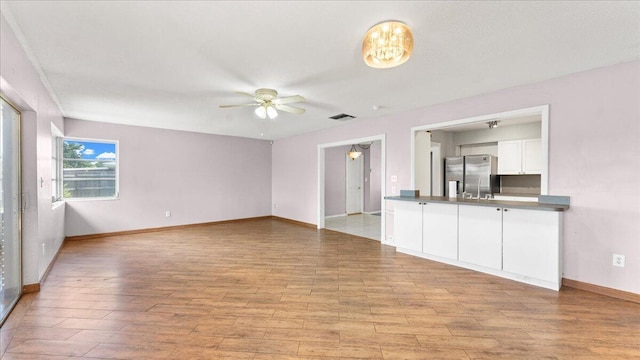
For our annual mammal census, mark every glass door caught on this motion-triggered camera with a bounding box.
[0,97,22,325]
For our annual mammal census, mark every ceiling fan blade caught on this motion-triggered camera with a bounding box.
[275,104,305,114]
[219,103,260,108]
[273,95,305,105]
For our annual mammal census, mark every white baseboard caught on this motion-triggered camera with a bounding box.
[324,213,347,219]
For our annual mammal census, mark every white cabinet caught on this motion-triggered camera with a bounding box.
[393,201,458,259]
[458,205,503,270]
[503,208,561,284]
[422,203,458,260]
[391,199,564,291]
[498,138,541,175]
[393,201,423,252]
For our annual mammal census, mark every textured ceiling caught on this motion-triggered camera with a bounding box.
[2,1,639,139]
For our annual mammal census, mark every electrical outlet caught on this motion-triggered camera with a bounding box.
[613,254,625,267]
[165,210,171,217]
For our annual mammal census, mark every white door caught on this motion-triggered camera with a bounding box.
[422,203,458,260]
[497,140,522,175]
[522,139,542,174]
[394,201,423,252]
[458,205,503,270]
[503,208,560,283]
[345,153,363,214]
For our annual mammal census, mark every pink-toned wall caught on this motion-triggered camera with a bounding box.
[1,16,66,286]
[324,145,349,216]
[273,60,640,294]
[366,141,381,213]
[63,119,272,236]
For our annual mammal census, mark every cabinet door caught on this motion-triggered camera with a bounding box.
[458,205,502,269]
[497,140,522,174]
[393,201,423,252]
[503,208,560,283]
[522,138,542,174]
[422,203,458,260]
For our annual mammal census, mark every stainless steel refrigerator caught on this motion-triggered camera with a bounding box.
[464,155,499,198]
[444,157,464,197]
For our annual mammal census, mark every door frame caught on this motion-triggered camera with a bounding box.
[317,134,386,243]
[0,93,23,326]
[345,152,364,214]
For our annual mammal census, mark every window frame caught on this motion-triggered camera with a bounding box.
[51,124,63,204]
[62,137,120,201]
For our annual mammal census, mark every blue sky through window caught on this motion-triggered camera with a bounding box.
[65,140,116,161]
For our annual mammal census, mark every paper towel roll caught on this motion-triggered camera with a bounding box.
[448,181,458,198]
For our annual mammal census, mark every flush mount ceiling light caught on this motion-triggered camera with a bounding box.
[362,21,414,69]
[487,120,499,129]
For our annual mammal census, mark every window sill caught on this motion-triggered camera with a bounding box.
[52,201,65,210]
[63,196,120,202]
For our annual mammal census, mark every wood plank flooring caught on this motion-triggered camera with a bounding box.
[1,218,639,359]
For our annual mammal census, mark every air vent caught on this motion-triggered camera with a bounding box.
[329,113,356,121]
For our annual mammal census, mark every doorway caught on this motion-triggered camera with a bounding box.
[317,134,386,243]
[0,97,22,325]
[345,153,364,214]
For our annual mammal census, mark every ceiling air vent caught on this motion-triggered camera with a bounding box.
[329,113,356,121]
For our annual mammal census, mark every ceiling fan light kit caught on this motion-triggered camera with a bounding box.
[362,21,413,69]
[220,88,305,119]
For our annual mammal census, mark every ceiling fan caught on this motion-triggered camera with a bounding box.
[219,88,305,119]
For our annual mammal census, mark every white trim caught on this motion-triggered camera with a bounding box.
[63,137,120,200]
[324,213,348,219]
[410,105,550,195]
[318,134,387,244]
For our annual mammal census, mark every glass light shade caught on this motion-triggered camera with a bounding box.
[348,145,362,160]
[266,105,278,119]
[255,105,267,119]
[362,21,413,69]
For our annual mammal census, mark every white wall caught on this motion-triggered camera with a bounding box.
[0,15,65,286]
[64,119,272,236]
[452,121,541,146]
[272,60,640,295]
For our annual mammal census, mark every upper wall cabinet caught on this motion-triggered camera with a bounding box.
[497,138,542,175]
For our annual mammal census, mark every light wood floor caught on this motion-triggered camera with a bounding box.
[1,218,639,359]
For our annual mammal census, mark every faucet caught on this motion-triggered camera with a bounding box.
[477,177,481,199]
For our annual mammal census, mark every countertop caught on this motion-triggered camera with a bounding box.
[385,195,569,212]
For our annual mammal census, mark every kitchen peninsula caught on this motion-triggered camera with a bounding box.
[386,195,569,290]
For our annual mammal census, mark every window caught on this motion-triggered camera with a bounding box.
[51,125,63,203]
[63,138,119,199]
